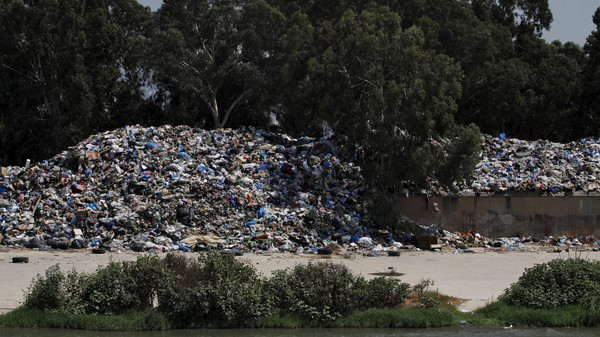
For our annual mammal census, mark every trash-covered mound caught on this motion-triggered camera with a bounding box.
[457,134,600,194]
[0,125,369,252]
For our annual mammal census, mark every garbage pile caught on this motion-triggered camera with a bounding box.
[456,134,600,194]
[5,127,600,253]
[440,230,600,253]
[0,125,372,252]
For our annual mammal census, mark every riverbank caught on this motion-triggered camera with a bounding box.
[2,247,596,314]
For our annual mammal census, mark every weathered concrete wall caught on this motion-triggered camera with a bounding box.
[398,195,600,237]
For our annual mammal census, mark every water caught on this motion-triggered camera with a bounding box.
[2,327,600,337]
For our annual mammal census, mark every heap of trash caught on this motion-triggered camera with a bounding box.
[5,127,600,253]
[454,134,600,194]
[0,125,375,252]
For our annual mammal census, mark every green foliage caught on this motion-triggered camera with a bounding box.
[24,265,67,311]
[476,301,600,327]
[579,7,600,138]
[0,0,154,166]
[270,262,355,322]
[420,294,440,309]
[23,257,169,316]
[359,277,411,309]
[150,0,278,129]
[0,307,170,331]
[499,258,600,309]
[158,252,273,328]
[18,254,415,329]
[332,307,454,328]
[411,279,440,308]
[274,1,482,198]
[121,255,174,309]
[270,261,410,323]
[78,262,139,314]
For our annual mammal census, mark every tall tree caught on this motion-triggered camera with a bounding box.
[150,0,281,129]
[469,0,552,38]
[1,0,89,164]
[277,2,481,190]
[0,0,153,165]
[579,7,600,137]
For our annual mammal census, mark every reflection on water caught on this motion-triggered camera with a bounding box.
[2,327,600,337]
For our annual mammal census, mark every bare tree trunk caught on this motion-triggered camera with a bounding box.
[211,89,220,128]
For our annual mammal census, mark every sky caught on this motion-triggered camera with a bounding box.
[544,0,599,46]
[137,0,599,47]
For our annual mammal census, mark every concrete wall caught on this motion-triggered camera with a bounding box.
[398,195,600,237]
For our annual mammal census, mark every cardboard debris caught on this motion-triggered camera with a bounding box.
[85,150,99,160]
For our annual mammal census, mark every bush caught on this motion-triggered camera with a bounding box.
[270,262,360,322]
[78,261,139,314]
[121,255,173,309]
[24,264,67,311]
[21,254,412,328]
[269,261,410,323]
[24,257,173,316]
[499,258,600,309]
[357,277,411,310]
[157,252,273,328]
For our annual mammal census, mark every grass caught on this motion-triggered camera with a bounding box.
[6,301,600,330]
[332,308,455,328]
[0,306,459,330]
[475,301,600,327]
[253,313,307,328]
[0,307,171,331]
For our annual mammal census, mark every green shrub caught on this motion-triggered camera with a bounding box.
[269,261,411,323]
[411,279,439,308]
[121,255,173,309]
[78,261,139,314]
[24,264,67,311]
[157,252,273,328]
[357,277,411,310]
[20,253,413,329]
[499,258,600,309]
[420,294,440,308]
[24,257,173,316]
[270,261,360,322]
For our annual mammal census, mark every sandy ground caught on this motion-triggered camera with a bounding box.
[1,247,597,314]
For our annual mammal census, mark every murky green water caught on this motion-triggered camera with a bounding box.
[2,327,600,337]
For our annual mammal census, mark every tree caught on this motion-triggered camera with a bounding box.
[0,0,153,165]
[579,7,600,138]
[276,2,481,191]
[273,2,481,229]
[0,0,92,164]
[150,0,280,129]
[469,0,552,38]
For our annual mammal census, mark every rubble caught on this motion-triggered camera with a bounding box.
[0,125,372,252]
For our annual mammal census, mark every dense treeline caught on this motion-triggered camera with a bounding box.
[1,0,599,193]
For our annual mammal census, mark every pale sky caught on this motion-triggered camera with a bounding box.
[137,0,599,47]
[544,0,599,46]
